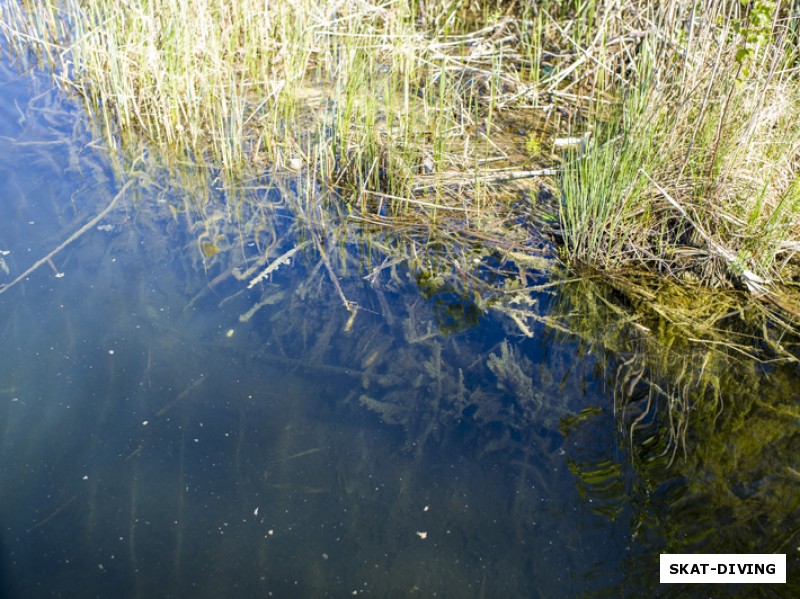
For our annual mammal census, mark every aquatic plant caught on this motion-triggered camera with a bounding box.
[550,273,800,591]
[558,1,800,303]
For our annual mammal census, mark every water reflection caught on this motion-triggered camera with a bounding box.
[554,276,800,597]
[0,216,608,598]
[1,50,800,599]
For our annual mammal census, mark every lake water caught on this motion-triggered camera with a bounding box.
[1,51,799,599]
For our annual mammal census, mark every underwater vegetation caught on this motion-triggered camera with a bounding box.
[553,275,800,595]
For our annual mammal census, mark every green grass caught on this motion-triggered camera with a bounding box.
[558,50,662,268]
[557,1,800,295]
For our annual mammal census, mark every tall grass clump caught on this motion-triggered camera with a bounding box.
[558,0,800,295]
[0,0,525,205]
[559,46,663,268]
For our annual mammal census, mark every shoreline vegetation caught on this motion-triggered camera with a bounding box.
[2,1,800,333]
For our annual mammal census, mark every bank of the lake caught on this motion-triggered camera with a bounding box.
[2,0,800,315]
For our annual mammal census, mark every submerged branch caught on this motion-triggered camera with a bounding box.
[0,179,136,296]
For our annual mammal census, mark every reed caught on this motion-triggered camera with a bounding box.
[1,0,495,199]
[2,0,800,309]
[557,1,800,295]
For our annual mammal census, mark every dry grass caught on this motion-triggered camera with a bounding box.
[0,0,546,199]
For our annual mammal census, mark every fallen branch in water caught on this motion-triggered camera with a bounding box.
[245,242,311,288]
[0,178,136,296]
[318,245,357,315]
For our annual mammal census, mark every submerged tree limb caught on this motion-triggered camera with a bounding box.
[317,242,357,314]
[0,178,136,296]
[245,242,311,288]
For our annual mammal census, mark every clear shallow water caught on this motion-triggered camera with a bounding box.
[1,55,799,599]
